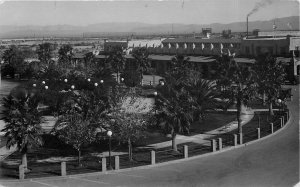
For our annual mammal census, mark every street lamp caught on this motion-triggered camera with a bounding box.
[258,112,261,128]
[33,84,37,87]
[107,130,113,170]
[0,60,4,88]
[42,81,46,84]
[45,85,48,90]
[278,99,282,112]
[100,80,104,84]
[160,81,165,86]
[94,82,98,87]
[87,78,91,82]
[71,85,75,90]
[64,79,68,83]
[154,91,158,115]
[121,78,124,82]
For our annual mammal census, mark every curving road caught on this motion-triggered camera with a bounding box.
[0,85,299,187]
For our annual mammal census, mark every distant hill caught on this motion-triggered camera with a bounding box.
[0,16,298,39]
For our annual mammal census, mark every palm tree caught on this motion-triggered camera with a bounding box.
[58,44,73,68]
[155,74,193,151]
[132,47,151,79]
[37,43,53,66]
[170,55,191,78]
[83,52,95,77]
[107,46,126,83]
[216,55,257,144]
[1,88,43,171]
[254,54,286,116]
[185,77,220,121]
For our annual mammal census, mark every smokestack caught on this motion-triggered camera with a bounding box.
[247,16,249,38]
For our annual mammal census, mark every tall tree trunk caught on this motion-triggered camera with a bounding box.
[128,138,133,161]
[269,101,274,116]
[78,149,81,167]
[21,153,28,170]
[172,133,177,151]
[117,71,119,84]
[237,98,243,144]
[263,91,266,106]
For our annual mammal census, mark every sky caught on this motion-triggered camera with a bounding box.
[0,0,299,26]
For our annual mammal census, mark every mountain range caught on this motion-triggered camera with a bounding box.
[0,16,299,39]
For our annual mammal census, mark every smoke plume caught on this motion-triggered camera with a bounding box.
[247,0,274,17]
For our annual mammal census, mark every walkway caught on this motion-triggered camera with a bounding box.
[0,85,297,186]
[140,105,254,149]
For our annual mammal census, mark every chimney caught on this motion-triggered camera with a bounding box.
[246,16,249,38]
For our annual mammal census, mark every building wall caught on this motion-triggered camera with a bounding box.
[157,41,240,56]
[240,38,290,56]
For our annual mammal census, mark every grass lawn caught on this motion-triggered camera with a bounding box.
[189,112,236,135]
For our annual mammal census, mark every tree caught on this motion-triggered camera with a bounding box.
[254,54,286,116]
[53,90,107,166]
[155,74,193,151]
[107,89,150,160]
[107,46,126,83]
[83,52,95,77]
[54,113,95,166]
[37,43,53,66]
[110,112,147,161]
[58,44,73,68]
[170,55,197,82]
[216,55,257,143]
[2,45,27,78]
[1,88,43,171]
[132,47,151,77]
[185,77,220,121]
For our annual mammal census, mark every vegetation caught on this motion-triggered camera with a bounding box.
[0,44,289,177]
[36,43,54,66]
[1,88,43,171]
[254,54,286,116]
[216,55,257,141]
[107,46,126,83]
[58,44,73,68]
[155,73,193,151]
[2,46,27,78]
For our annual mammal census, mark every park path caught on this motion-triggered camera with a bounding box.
[0,85,297,187]
[0,107,255,162]
[139,105,255,149]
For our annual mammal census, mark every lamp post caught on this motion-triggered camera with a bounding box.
[0,60,4,88]
[107,130,112,170]
[154,91,158,115]
[258,112,261,129]
[277,99,282,113]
